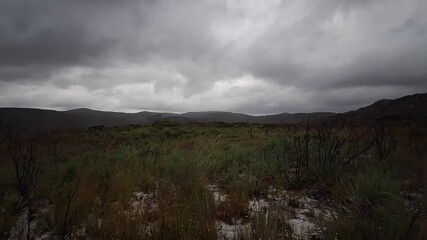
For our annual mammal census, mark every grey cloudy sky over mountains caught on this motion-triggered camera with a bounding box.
[0,0,426,114]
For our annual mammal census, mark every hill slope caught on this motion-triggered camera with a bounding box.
[0,108,87,132]
[340,93,427,122]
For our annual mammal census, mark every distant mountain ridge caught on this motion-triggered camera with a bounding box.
[0,92,425,132]
[0,108,335,132]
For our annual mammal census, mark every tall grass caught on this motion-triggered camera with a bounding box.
[323,165,422,240]
[344,165,397,217]
[238,204,292,240]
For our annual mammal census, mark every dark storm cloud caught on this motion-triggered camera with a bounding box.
[0,0,139,82]
[241,0,427,98]
[0,0,229,90]
[0,1,121,66]
[0,0,426,113]
[328,47,427,89]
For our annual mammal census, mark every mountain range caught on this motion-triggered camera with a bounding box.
[0,93,425,132]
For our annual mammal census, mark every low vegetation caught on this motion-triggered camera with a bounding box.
[0,119,426,239]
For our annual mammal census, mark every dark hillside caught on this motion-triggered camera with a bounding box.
[340,93,427,123]
[0,108,86,132]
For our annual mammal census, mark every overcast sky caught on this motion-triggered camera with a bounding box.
[0,0,426,114]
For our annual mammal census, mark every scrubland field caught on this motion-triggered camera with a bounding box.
[1,119,426,239]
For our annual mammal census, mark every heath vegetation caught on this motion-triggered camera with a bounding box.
[0,118,426,239]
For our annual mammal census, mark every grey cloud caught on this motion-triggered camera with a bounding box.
[242,0,427,93]
[0,0,426,113]
[0,0,230,93]
[0,0,127,67]
[329,48,427,89]
[0,0,142,84]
